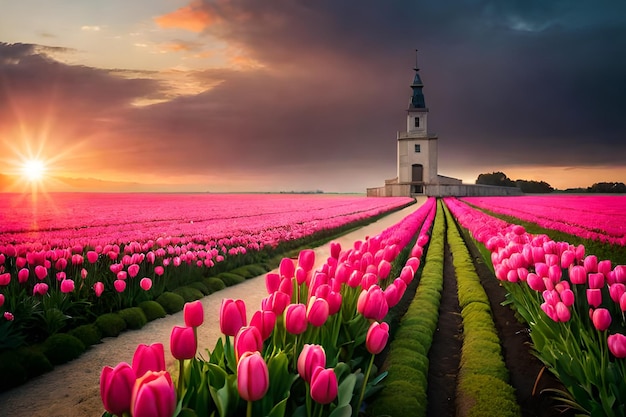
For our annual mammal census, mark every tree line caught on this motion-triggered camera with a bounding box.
[475,171,626,194]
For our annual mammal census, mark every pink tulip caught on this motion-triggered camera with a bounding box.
[128,264,140,278]
[569,265,587,285]
[71,254,83,265]
[81,268,88,279]
[170,326,196,360]
[587,289,602,308]
[132,343,166,378]
[265,272,280,294]
[250,310,276,341]
[608,333,626,358]
[87,251,99,264]
[279,258,295,279]
[614,265,626,283]
[261,291,290,315]
[184,300,204,328]
[310,367,338,405]
[4,311,14,321]
[140,277,152,291]
[298,249,315,272]
[560,250,575,269]
[33,283,49,296]
[588,273,605,289]
[0,293,4,307]
[584,255,598,273]
[598,260,612,277]
[220,299,247,336]
[154,266,164,276]
[237,351,269,402]
[366,321,390,354]
[94,281,105,297]
[555,302,571,322]
[114,279,126,293]
[297,344,326,383]
[360,272,378,290]
[609,283,625,303]
[55,258,68,271]
[378,260,392,280]
[130,370,176,417]
[234,326,263,361]
[295,266,308,285]
[548,265,562,283]
[620,293,626,312]
[540,302,558,322]
[560,289,575,307]
[278,277,293,298]
[285,303,308,335]
[0,273,10,286]
[330,242,341,259]
[306,296,329,327]
[60,279,75,293]
[535,263,548,278]
[117,271,128,280]
[357,285,389,321]
[592,308,612,331]
[325,289,342,316]
[17,268,29,284]
[399,266,415,285]
[56,271,66,282]
[34,265,47,280]
[100,362,136,416]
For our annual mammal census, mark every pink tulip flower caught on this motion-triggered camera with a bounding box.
[0,293,4,307]
[87,251,99,264]
[330,242,341,259]
[130,370,176,417]
[128,264,140,278]
[34,265,47,280]
[584,255,598,273]
[560,289,575,307]
[279,258,295,279]
[620,293,626,312]
[587,289,602,308]
[117,271,128,280]
[555,302,571,322]
[140,277,152,291]
[4,311,14,321]
[357,285,389,322]
[33,283,49,296]
[60,279,75,294]
[265,272,280,294]
[114,279,126,293]
[94,281,105,297]
[55,258,68,271]
[588,273,605,289]
[609,283,625,303]
[81,268,88,279]
[250,310,276,341]
[306,296,329,327]
[132,343,166,378]
[170,326,197,360]
[592,308,612,331]
[234,326,263,361]
[154,266,164,276]
[100,362,135,416]
[608,333,626,358]
[366,321,390,354]
[310,367,338,405]
[285,303,308,335]
[261,291,290,315]
[598,260,612,277]
[297,344,326,383]
[184,300,204,328]
[399,266,415,285]
[56,272,66,282]
[298,249,315,272]
[237,351,269,402]
[569,265,587,285]
[220,299,247,337]
[17,268,29,284]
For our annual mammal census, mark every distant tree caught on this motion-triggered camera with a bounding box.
[587,182,626,193]
[515,180,553,193]
[475,172,516,188]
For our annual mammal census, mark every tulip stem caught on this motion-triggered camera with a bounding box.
[177,359,185,400]
[247,400,253,417]
[355,354,375,417]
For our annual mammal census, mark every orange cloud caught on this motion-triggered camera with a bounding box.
[154,0,217,33]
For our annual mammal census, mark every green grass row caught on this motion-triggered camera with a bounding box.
[443,202,521,417]
[368,199,445,417]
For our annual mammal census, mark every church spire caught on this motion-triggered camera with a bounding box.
[409,49,427,110]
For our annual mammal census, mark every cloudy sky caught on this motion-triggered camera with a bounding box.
[1,0,625,192]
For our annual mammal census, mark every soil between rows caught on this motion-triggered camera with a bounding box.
[421,232,576,417]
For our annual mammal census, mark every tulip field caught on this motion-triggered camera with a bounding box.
[2,192,626,417]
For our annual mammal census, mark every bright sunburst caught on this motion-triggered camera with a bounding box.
[20,159,47,182]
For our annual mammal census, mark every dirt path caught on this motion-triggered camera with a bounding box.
[0,199,426,417]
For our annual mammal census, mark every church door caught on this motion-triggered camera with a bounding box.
[411,164,423,194]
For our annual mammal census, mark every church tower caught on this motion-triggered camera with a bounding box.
[397,51,438,194]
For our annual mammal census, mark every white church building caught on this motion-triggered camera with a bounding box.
[367,53,521,197]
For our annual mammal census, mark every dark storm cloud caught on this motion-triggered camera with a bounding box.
[3,0,626,191]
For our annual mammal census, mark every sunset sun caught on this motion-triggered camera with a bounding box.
[20,159,47,182]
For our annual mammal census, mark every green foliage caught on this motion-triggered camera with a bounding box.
[138,300,167,321]
[42,333,86,365]
[229,266,256,279]
[156,292,185,314]
[187,281,210,295]
[475,171,516,188]
[0,320,26,350]
[95,313,127,338]
[203,277,226,294]
[173,286,205,302]
[118,307,148,330]
[515,179,553,193]
[457,374,520,417]
[587,181,626,193]
[15,346,53,378]
[368,380,426,417]
[68,324,102,347]
[0,350,28,391]
[217,272,246,287]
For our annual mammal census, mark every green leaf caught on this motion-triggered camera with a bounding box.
[267,396,289,417]
[337,373,356,407]
[328,404,352,417]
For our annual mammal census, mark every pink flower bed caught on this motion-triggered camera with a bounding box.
[462,195,626,245]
